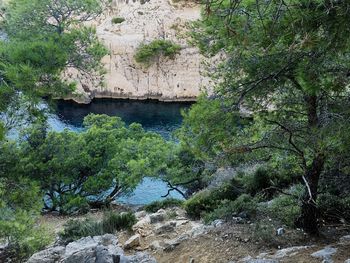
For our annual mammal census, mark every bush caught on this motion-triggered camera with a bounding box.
[265,185,303,227]
[59,218,103,243]
[184,190,219,219]
[112,17,125,24]
[252,219,277,244]
[240,167,271,196]
[144,198,183,213]
[59,211,137,243]
[102,211,136,233]
[184,179,242,219]
[238,166,299,198]
[134,39,181,66]
[204,194,258,223]
[317,193,350,223]
[0,179,52,261]
[61,196,90,215]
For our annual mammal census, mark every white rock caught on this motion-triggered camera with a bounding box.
[126,252,157,263]
[135,210,147,219]
[175,219,189,227]
[124,234,141,249]
[273,245,310,258]
[211,219,224,227]
[132,216,151,230]
[276,227,285,236]
[27,246,65,263]
[311,246,337,262]
[150,240,163,251]
[27,234,125,263]
[339,235,350,243]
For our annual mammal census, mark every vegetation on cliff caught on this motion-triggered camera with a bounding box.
[134,39,181,67]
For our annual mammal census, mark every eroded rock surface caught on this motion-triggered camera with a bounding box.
[27,234,156,263]
[68,0,212,103]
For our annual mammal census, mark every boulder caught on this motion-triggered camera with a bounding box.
[311,246,337,262]
[27,234,157,263]
[124,234,141,250]
[27,246,65,263]
[272,246,310,259]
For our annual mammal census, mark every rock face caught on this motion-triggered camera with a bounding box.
[69,0,210,103]
[27,234,157,263]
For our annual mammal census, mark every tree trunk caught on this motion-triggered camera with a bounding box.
[296,94,324,234]
[296,153,325,234]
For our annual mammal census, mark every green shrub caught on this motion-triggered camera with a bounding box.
[112,17,125,24]
[134,39,181,66]
[265,185,303,227]
[144,198,183,213]
[240,167,271,195]
[165,210,178,219]
[184,179,242,219]
[204,194,258,223]
[61,196,90,215]
[184,190,219,219]
[252,219,277,244]
[317,193,350,223]
[0,179,52,261]
[12,227,53,261]
[59,211,137,243]
[59,218,103,243]
[101,211,136,233]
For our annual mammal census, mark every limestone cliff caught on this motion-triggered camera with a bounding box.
[67,0,209,103]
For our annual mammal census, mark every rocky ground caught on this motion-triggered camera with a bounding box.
[28,206,350,263]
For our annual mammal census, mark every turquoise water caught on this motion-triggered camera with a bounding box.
[50,99,192,205]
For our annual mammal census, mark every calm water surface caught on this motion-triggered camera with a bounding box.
[49,99,192,205]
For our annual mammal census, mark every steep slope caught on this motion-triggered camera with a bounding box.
[67,0,208,103]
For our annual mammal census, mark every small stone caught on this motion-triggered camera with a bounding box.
[124,234,141,250]
[232,217,245,224]
[135,210,147,219]
[276,227,285,236]
[238,211,249,219]
[211,219,224,227]
[175,219,189,227]
[150,241,163,251]
[339,235,350,243]
[154,223,175,235]
[124,252,157,263]
[149,211,166,224]
[273,246,310,259]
